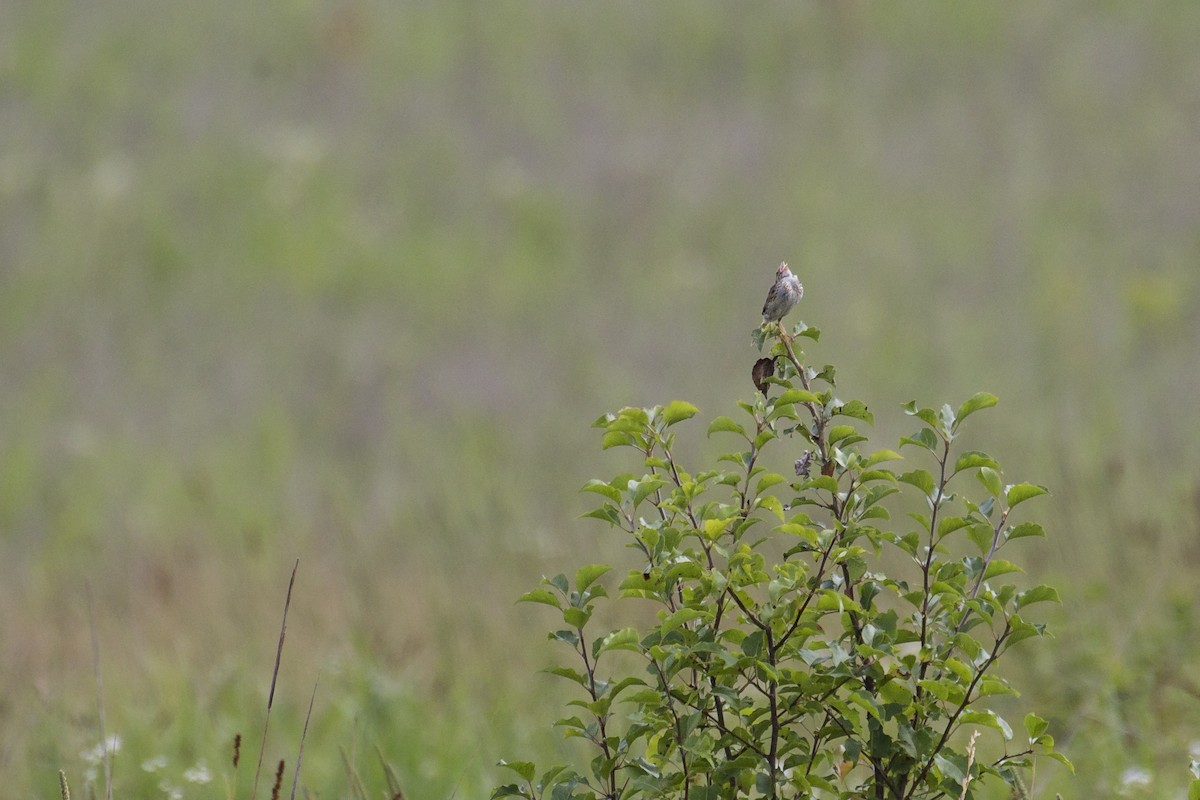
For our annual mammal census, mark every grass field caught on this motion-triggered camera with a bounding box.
[3,2,1200,797]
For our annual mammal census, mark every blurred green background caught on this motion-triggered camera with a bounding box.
[3,1,1200,797]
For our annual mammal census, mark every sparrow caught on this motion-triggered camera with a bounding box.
[761,262,803,324]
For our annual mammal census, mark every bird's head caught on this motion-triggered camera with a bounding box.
[777,262,791,278]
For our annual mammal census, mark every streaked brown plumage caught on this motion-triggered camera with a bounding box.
[761,262,803,323]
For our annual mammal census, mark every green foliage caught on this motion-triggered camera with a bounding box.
[8,3,1200,796]
[496,327,1066,799]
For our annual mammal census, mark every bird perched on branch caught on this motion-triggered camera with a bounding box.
[761,262,803,324]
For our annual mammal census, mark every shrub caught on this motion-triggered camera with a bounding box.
[495,321,1068,799]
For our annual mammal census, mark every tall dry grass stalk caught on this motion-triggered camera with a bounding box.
[251,559,299,800]
[288,676,320,800]
[375,745,405,800]
[959,730,979,800]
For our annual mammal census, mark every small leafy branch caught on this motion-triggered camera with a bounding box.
[495,321,1069,799]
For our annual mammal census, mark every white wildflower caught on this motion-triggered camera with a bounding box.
[1117,766,1151,795]
[183,760,212,784]
[142,755,169,773]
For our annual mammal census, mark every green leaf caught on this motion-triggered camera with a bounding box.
[606,414,646,433]
[955,392,998,428]
[631,478,666,508]
[861,506,890,522]
[847,689,883,720]
[827,425,866,447]
[519,589,562,608]
[858,485,899,513]
[707,416,747,438]
[960,709,1013,740]
[703,517,736,540]
[597,627,641,654]
[1006,483,1049,507]
[816,590,861,613]
[979,676,1018,697]
[753,428,777,449]
[879,679,914,707]
[662,400,700,426]
[751,326,768,351]
[866,449,903,467]
[859,581,881,610]
[1047,751,1075,773]
[756,473,785,493]
[616,406,650,425]
[977,467,1003,497]
[755,494,786,520]
[894,531,920,556]
[741,630,765,658]
[900,428,938,452]
[660,607,707,634]
[1006,522,1046,540]
[543,666,587,686]
[917,679,950,702]
[967,523,993,555]
[836,400,874,424]
[1015,584,1061,609]
[944,658,973,683]
[954,450,1000,473]
[571,695,612,718]
[775,388,821,406]
[715,470,741,486]
[580,505,621,526]
[776,522,819,544]
[562,607,590,627]
[580,480,622,503]
[1005,615,1046,646]
[498,760,536,783]
[575,564,611,592]
[937,516,970,538]
[549,629,577,646]
[607,677,647,701]
[902,401,939,429]
[983,559,1023,580]
[538,765,571,788]
[1024,713,1049,740]
[930,580,964,600]
[917,678,963,703]
[802,475,839,493]
[933,753,965,784]
[898,469,936,496]
[600,430,636,450]
[978,496,995,517]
